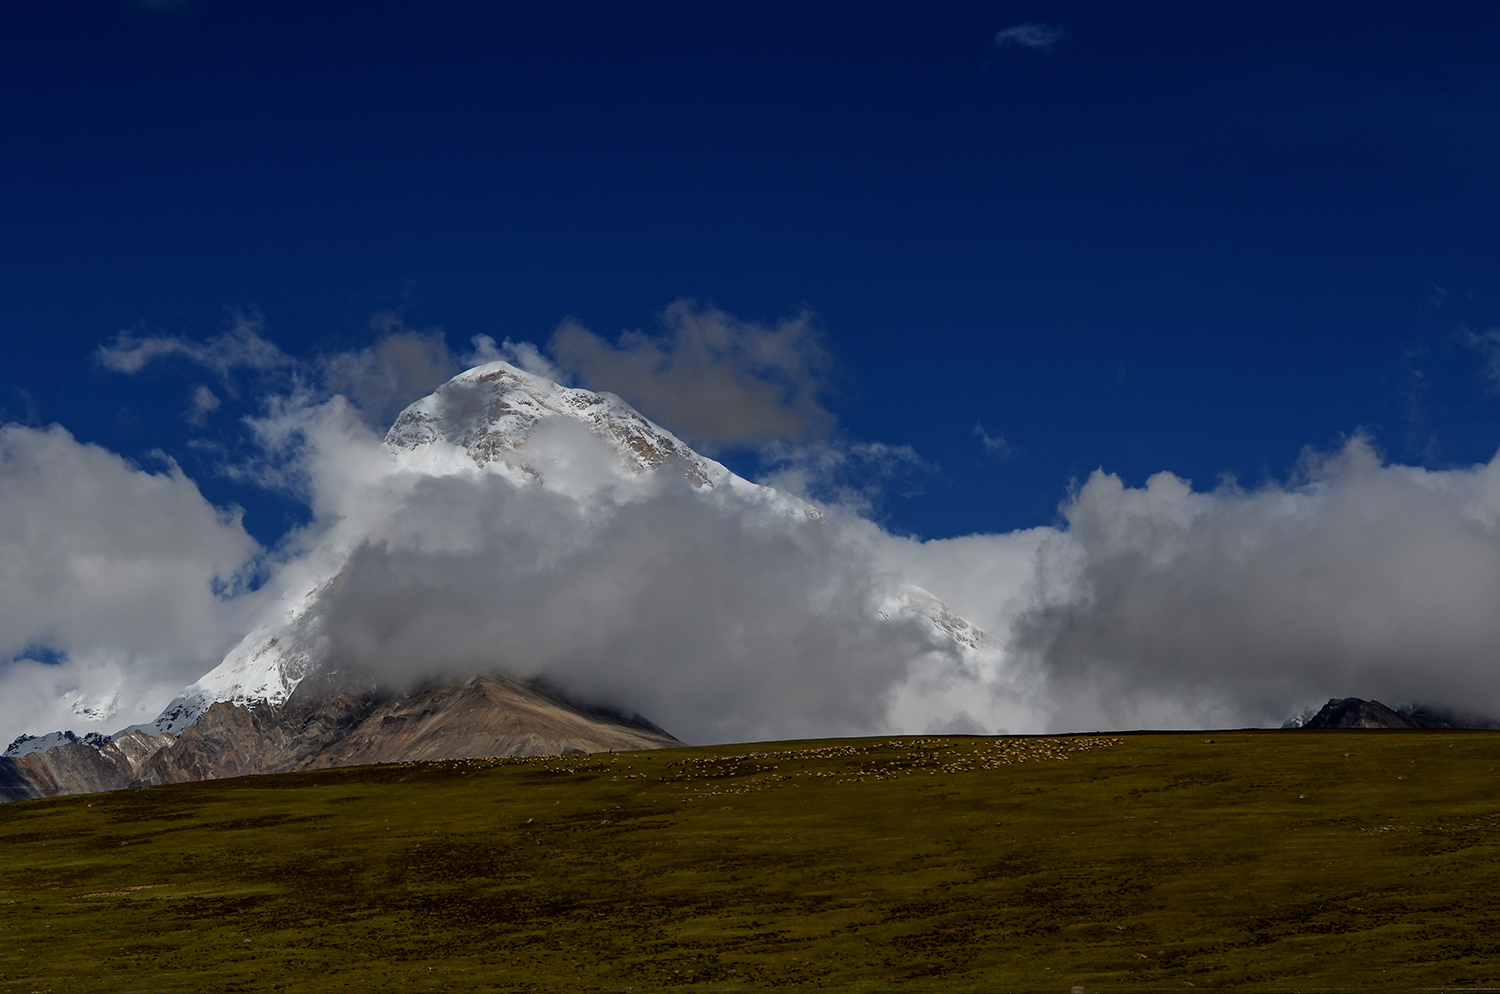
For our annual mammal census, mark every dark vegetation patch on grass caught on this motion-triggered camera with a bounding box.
[1,731,1499,991]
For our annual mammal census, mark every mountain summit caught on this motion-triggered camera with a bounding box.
[160,361,843,730]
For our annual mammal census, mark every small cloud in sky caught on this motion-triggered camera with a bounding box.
[96,309,290,383]
[1460,325,1500,391]
[995,23,1064,52]
[759,440,935,516]
[6,389,41,428]
[323,313,457,429]
[549,300,836,450]
[96,299,838,450]
[466,334,563,382]
[185,385,220,426]
[974,421,1011,458]
[98,308,466,432]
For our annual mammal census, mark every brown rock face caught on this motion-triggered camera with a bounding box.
[0,731,175,802]
[1,673,678,802]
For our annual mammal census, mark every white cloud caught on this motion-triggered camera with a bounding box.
[294,449,1037,741]
[1462,325,1500,390]
[466,334,564,382]
[1010,435,1500,730]
[995,23,1065,52]
[96,309,290,381]
[323,314,457,429]
[59,300,1500,746]
[758,440,934,516]
[0,425,264,743]
[154,407,1500,738]
[186,385,221,425]
[974,421,1011,457]
[183,382,1045,745]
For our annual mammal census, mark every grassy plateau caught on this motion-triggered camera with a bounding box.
[2,730,1499,992]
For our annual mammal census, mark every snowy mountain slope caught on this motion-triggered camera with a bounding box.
[146,360,1000,736]
[385,361,825,518]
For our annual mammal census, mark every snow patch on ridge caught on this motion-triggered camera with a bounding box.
[4,729,111,758]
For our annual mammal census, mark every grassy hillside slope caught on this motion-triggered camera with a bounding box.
[2,731,1498,992]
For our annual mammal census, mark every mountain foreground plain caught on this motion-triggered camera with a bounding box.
[2,731,1498,992]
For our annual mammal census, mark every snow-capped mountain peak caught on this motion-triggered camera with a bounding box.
[386,361,718,485]
[140,361,989,736]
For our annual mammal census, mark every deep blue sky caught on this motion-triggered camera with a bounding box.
[5,1,1500,545]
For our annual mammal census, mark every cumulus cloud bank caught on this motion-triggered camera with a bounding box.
[1013,436,1500,730]
[220,387,1042,744]
[9,304,1500,746]
[219,373,1500,743]
[319,476,974,743]
[0,425,263,742]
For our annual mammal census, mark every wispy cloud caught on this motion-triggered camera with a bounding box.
[549,300,836,450]
[98,309,466,432]
[323,313,457,429]
[994,22,1065,52]
[465,334,563,382]
[759,440,935,516]
[185,385,221,426]
[1461,325,1500,391]
[974,421,1011,457]
[96,309,290,381]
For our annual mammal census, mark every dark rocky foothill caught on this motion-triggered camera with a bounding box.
[0,672,678,803]
[1298,697,1500,730]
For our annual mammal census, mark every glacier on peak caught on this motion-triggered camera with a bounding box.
[141,360,1000,739]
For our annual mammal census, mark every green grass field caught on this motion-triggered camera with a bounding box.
[2,730,1499,992]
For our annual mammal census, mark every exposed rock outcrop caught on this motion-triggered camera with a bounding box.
[0,730,175,802]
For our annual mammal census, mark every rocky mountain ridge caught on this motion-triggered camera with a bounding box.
[1287,697,1500,730]
[0,673,677,803]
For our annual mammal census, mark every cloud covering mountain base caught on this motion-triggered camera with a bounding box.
[5,314,1500,746]
[1019,437,1500,731]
